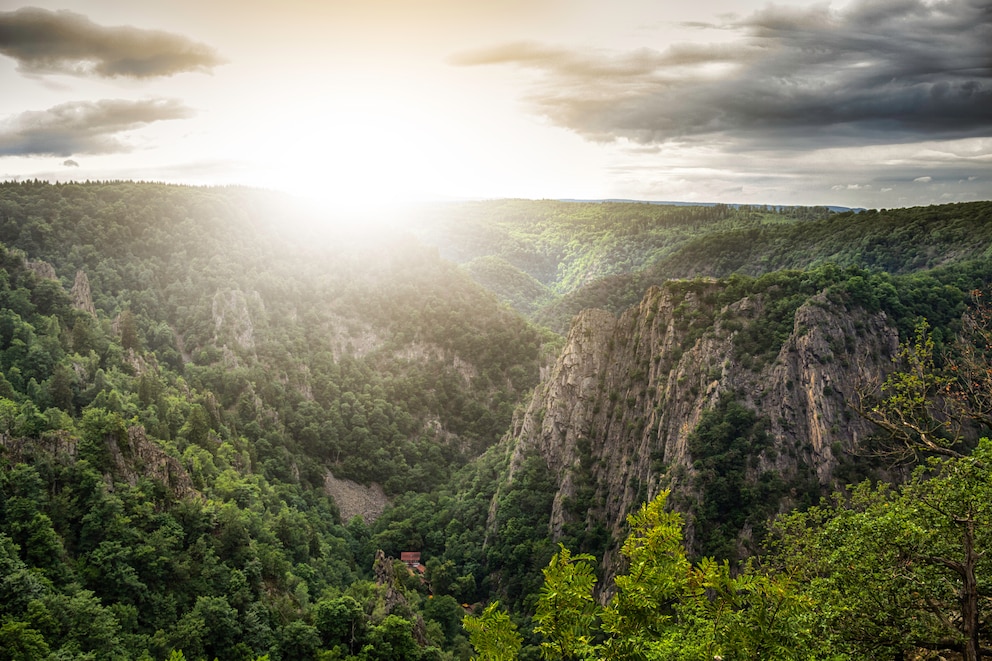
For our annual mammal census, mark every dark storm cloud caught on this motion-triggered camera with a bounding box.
[0,7,224,78]
[452,0,992,147]
[0,98,195,156]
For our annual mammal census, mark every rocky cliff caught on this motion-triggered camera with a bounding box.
[0,425,198,500]
[501,278,900,584]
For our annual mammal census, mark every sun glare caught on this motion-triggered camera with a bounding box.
[234,94,466,224]
[219,66,612,226]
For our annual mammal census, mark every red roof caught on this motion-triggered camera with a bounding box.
[401,552,421,564]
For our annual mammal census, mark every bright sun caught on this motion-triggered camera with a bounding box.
[236,94,470,220]
[202,70,609,224]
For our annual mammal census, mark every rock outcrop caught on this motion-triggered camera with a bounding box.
[25,259,57,280]
[213,289,263,352]
[110,426,199,499]
[0,426,198,500]
[501,280,900,585]
[372,550,429,643]
[70,270,97,316]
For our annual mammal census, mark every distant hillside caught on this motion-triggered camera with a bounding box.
[410,200,992,332]
[558,198,863,213]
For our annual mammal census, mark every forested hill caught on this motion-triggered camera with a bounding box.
[0,181,543,660]
[410,199,992,331]
[0,181,542,489]
[1,182,992,660]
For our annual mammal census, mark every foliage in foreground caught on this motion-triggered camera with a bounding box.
[462,321,992,660]
[479,316,992,659]
[770,439,991,660]
[469,436,991,661]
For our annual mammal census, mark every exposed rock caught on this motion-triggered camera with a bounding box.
[122,347,157,376]
[296,364,314,401]
[212,289,262,352]
[326,314,383,359]
[171,324,193,364]
[0,429,76,462]
[0,426,198,501]
[109,426,199,499]
[25,259,57,280]
[325,471,390,523]
[70,270,97,316]
[501,281,900,590]
[395,342,478,383]
[372,549,429,644]
[372,549,409,613]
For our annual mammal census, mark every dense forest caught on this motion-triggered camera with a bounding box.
[0,181,990,660]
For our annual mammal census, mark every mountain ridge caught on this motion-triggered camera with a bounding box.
[556,198,865,213]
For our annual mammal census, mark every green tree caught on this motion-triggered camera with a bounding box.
[0,464,69,580]
[278,620,321,661]
[599,492,690,660]
[857,319,967,461]
[181,403,212,448]
[78,406,128,472]
[314,595,366,653]
[686,396,780,560]
[463,602,522,661]
[171,595,242,661]
[0,620,50,661]
[363,614,423,661]
[673,558,814,660]
[0,397,19,434]
[13,400,46,438]
[771,438,992,660]
[526,492,815,661]
[422,594,464,646]
[534,545,598,661]
[118,308,140,351]
[37,587,126,659]
[48,363,75,413]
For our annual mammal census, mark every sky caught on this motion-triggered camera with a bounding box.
[0,0,990,211]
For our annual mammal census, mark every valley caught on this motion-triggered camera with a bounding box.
[0,182,990,659]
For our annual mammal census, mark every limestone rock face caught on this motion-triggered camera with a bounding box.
[372,549,429,644]
[503,281,899,585]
